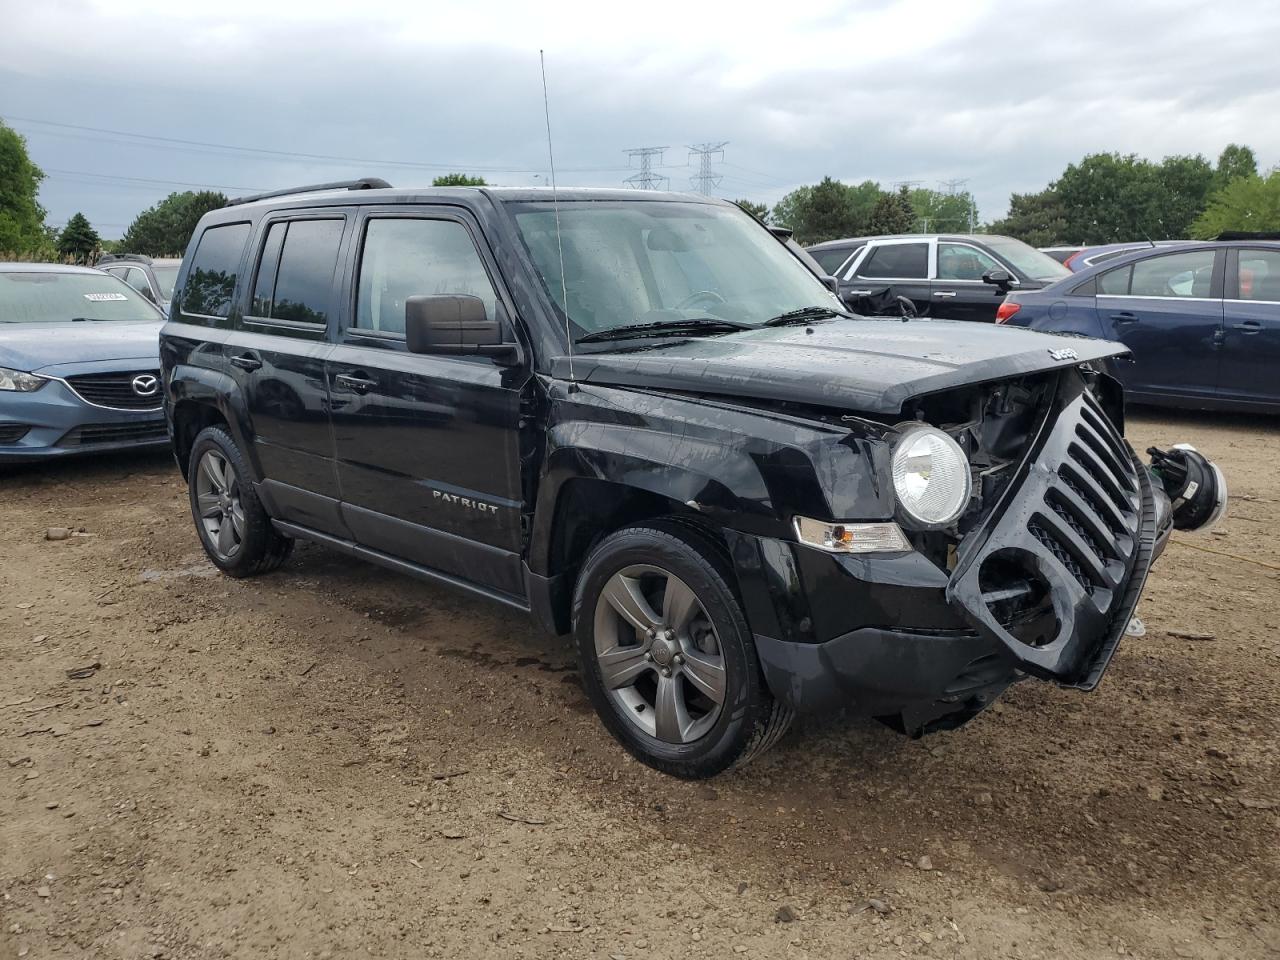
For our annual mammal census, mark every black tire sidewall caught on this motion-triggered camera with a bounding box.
[187,425,276,576]
[574,525,767,777]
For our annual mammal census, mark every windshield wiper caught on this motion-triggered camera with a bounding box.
[577,317,751,344]
[763,305,850,326]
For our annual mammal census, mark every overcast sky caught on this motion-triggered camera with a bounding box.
[3,0,1279,239]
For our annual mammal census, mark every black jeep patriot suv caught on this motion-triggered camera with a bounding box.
[160,179,1226,778]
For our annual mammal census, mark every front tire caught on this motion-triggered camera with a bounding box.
[573,522,791,778]
[188,425,292,578]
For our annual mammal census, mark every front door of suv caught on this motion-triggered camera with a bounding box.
[326,209,527,600]
[933,241,1010,322]
[842,239,931,316]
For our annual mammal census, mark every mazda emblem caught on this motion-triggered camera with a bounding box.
[131,374,160,397]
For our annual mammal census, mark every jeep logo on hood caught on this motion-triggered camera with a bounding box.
[1048,348,1080,362]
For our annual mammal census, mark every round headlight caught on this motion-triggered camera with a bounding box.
[891,425,972,528]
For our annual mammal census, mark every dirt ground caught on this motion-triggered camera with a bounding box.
[2,408,1278,960]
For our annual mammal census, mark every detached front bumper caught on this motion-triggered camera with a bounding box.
[737,391,1184,734]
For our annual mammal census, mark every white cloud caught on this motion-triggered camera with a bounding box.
[3,0,1278,236]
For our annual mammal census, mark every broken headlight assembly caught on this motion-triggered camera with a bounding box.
[1147,443,1228,533]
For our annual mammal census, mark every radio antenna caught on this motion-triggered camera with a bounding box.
[540,49,574,385]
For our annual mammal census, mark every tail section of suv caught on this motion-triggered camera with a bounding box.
[161,181,1226,778]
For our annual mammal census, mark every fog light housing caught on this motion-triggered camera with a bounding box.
[793,517,911,554]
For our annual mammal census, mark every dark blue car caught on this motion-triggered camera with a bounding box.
[0,263,168,462]
[999,241,1280,413]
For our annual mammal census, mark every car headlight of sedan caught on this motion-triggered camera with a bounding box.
[891,424,972,528]
[0,366,47,392]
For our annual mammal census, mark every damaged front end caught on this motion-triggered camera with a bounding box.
[935,368,1226,692]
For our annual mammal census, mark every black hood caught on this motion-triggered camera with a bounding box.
[552,319,1126,415]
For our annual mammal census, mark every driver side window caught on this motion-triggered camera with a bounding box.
[354,218,498,335]
[937,243,1002,281]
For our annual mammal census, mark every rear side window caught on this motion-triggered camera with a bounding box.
[812,247,854,274]
[249,218,344,328]
[858,243,928,279]
[1098,265,1132,296]
[179,223,250,323]
[354,218,499,336]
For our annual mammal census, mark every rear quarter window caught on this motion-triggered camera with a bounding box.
[178,222,251,326]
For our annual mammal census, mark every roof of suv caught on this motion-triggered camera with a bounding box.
[207,185,727,222]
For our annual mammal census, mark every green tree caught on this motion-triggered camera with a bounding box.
[432,173,487,186]
[1215,144,1257,189]
[987,189,1071,246]
[866,186,917,235]
[120,191,226,255]
[0,120,48,254]
[56,212,100,262]
[732,199,770,222]
[909,188,977,233]
[771,177,882,244]
[1190,170,1280,238]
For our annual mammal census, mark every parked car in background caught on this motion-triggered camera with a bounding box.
[97,254,182,312]
[999,241,1280,413]
[805,234,1071,322]
[0,263,167,462]
[1050,240,1195,272]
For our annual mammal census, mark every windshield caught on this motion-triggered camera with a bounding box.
[151,263,180,299]
[508,200,841,343]
[0,271,162,323]
[983,236,1072,282]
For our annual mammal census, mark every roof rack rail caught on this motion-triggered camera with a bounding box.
[226,177,393,207]
[96,253,153,265]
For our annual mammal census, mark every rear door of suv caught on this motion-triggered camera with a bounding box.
[325,205,527,600]
[227,209,349,535]
[841,239,932,315]
[1220,246,1280,409]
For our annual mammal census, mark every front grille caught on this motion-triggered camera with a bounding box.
[65,371,162,410]
[0,423,30,444]
[947,385,1155,687]
[59,421,168,447]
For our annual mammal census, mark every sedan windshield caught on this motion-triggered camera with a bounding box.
[508,200,841,343]
[0,271,161,323]
[983,236,1072,282]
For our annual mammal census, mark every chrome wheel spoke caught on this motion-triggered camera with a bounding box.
[602,574,661,634]
[662,576,700,634]
[597,643,651,690]
[654,674,693,743]
[680,648,726,704]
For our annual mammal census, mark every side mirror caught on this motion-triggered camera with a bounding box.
[405,295,515,360]
[982,268,1014,288]
[820,275,840,295]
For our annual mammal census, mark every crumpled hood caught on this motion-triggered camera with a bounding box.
[552,318,1127,415]
[0,321,162,374]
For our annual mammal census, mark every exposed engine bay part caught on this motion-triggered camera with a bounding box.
[1146,444,1228,533]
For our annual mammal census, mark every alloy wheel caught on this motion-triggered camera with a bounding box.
[195,449,245,561]
[592,564,728,744]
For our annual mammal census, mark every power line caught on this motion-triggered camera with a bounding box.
[4,114,636,176]
[44,168,264,192]
[687,142,728,196]
[623,147,669,190]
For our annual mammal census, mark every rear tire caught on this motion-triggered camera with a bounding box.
[187,425,292,578]
[573,521,791,778]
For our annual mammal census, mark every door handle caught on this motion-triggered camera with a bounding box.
[1232,320,1263,334]
[1110,312,1139,324]
[933,290,957,298]
[334,373,378,394]
[848,289,873,296]
[229,353,262,371]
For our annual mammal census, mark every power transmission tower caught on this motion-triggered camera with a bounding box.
[623,146,669,190]
[687,141,728,195]
[938,178,976,232]
[892,179,923,192]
